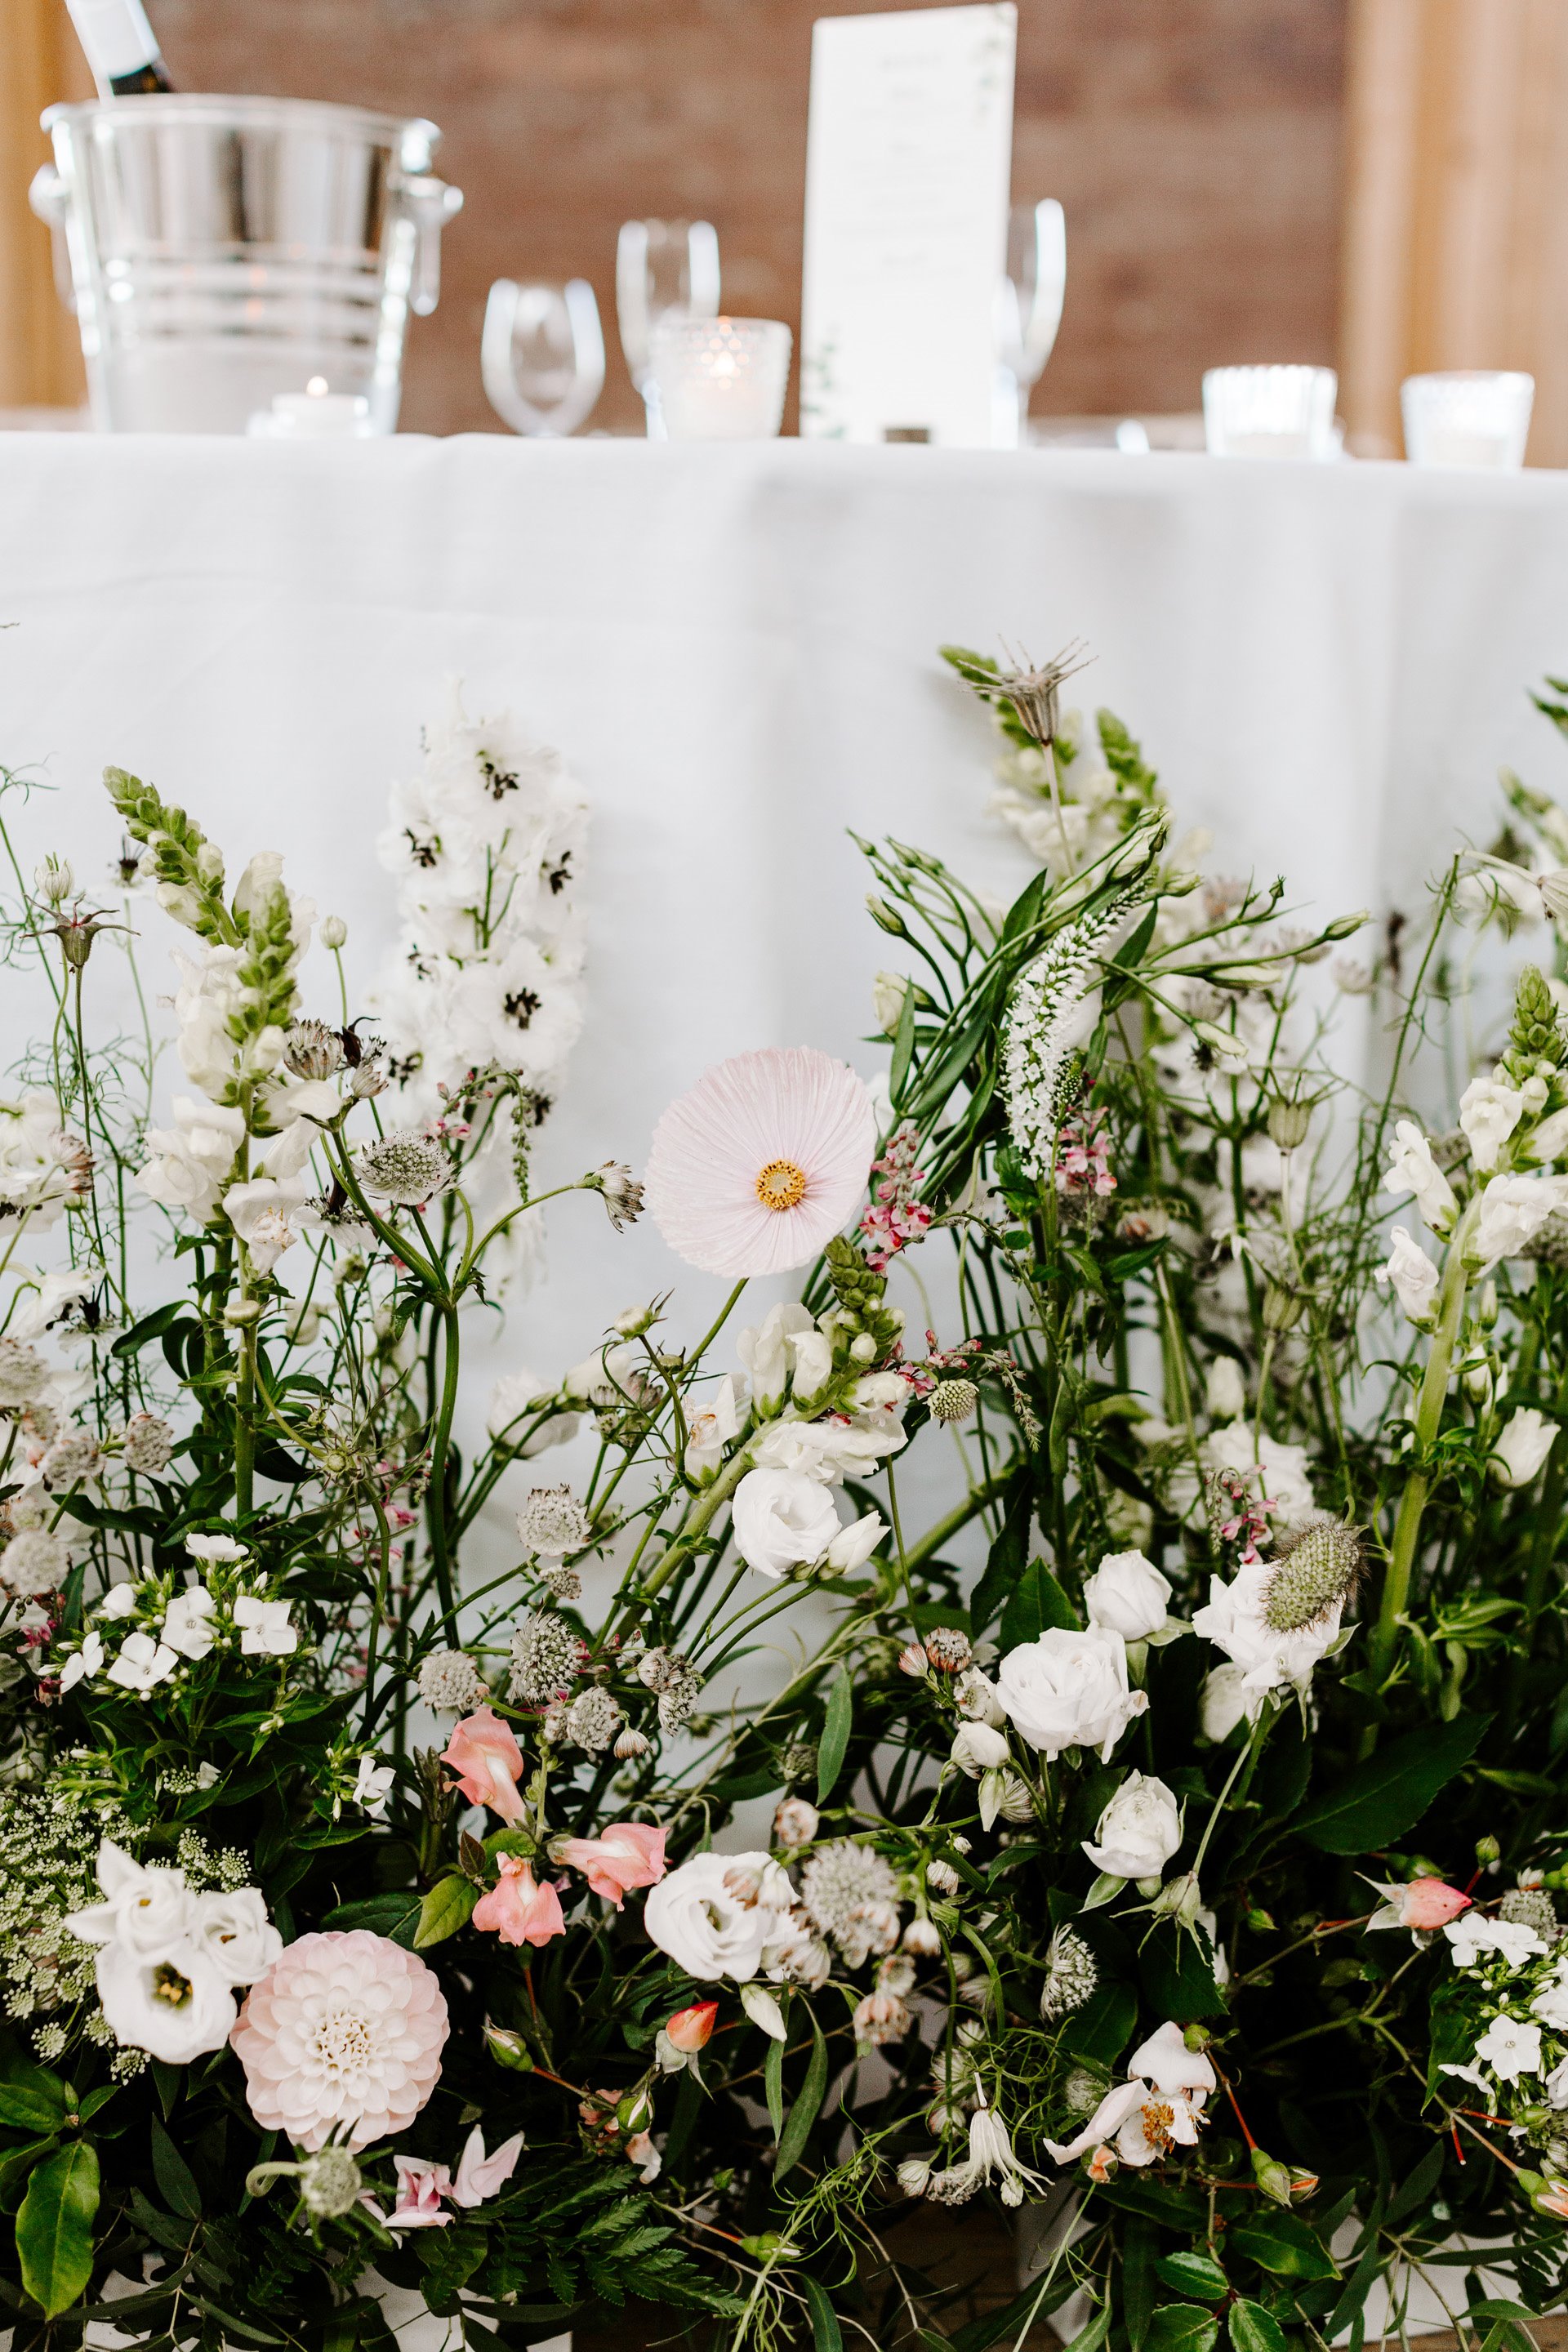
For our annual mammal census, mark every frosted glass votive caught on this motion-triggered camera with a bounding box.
[647,317,791,441]
[1401,372,1534,470]
[1202,365,1339,461]
[247,381,374,439]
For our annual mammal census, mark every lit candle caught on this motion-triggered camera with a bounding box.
[247,380,374,439]
[648,318,792,440]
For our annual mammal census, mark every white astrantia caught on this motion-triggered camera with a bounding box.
[1492,1407,1558,1490]
[1383,1119,1459,1237]
[1378,1227,1441,1326]
[1004,889,1138,1177]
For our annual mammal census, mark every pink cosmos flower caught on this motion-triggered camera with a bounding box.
[390,2157,453,2230]
[555,1822,668,1908]
[1365,1875,1472,1934]
[471,1855,565,1946]
[440,1706,526,1824]
[229,1931,448,2151]
[644,1047,876,1276]
[452,2126,525,2207]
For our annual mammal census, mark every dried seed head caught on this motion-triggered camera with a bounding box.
[929,1379,979,1424]
[1260,1517,1364,1634]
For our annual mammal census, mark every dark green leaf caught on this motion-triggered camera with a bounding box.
[1227,2216,1338,2281]
[971,1471,1033,1633]
[1384,2140,1446,2226]
[764,2034,784,2140]
[1229,2301,1287,2352]
[110,1302,187,1359]
[1294,1713,1490,1854]
[413,1875,478,1949]
[801,2274,843,2352]
[1138,1921,1225,2023]
[999,1557,1079,1653]
[816,1670,853,1805]
[149,2118,201,2220]
[321,1892,422,1947]
[16,2140,99,2317]
[1125,2218,1158,2351]
[0,2088,66,2137]
[1156,2255,1228,2303]
[776,2009,829,2183]
[1149,2306,1219,2352]
[1062,1978,1138,2066]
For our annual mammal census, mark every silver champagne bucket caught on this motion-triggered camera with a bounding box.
[30,95,462,433]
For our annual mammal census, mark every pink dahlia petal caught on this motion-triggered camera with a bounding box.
[230,1931,449,2152]
[644,1047,877,1277]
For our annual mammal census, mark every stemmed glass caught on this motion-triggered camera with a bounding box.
[994,199,1067,447]
[481,279,606,439]
[616,219,721,435]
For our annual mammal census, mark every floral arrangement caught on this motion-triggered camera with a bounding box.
[6,650,1568,2352]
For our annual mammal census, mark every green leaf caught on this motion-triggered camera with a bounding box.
[1156,2255,1228,2303]
[413,1875,478,1949]
[149,2118,201,2220]
[1228,2302,1285,2352]
[110,1301,187,1360]
[1227,2216,1338,2281]
[776,2008,828,2183]
[1138,1921,1226,2023]
[999,1557,1079,1653]
[801,2274,843,2352]
[817,1670,853,1805]
[1125,2218,1158,2352]
[764,2034,784,2140]
[0,2087,68,2136]
[889,980,919,1109]
[1149,2306,1219,2352]
[971,1471,1032,1633]
[321,1892,422,1948]
[16,2140,99,2317]
[1294,1713,1490,1854]
[1062,1977,1138,2065]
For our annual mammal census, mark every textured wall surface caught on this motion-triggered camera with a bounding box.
[138,0,1348,436]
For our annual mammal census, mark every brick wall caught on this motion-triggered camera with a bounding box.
[142,0,1347,436]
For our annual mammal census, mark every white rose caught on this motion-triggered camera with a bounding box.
[96,1936,238,2065]
[1492,1406,1557,1489]
[730,1468,841,1579]
[1377,1226,1440,1325]
[1083,1771,1182,1879]
[643,1852,782,1983]
[191,1887,282,1984]
[751,1417,904,1483]
[995,1626,1147,1762]
[951,1722,1009,1775]
[1470,1174,1568,1274]
[1383,1119,1458,1237]
[737,1303,815,1410]
[1204,1357,1246,1422]
[1083,1550,1170,1641]
[1129,2018,1217,2098]
[1198,1663,1251,1742]
[1459,1076,1526,1174]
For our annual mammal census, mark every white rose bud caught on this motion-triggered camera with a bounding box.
[1082,1771,1182,1879]
[1082,1549,1171,1642]
[1199,1662,1251,1744]
[1204,1356,1246,1422]
[320,915,348,949]
[951,1721,1009,1776]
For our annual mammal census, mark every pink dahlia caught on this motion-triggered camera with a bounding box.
[644,1047,876,1276]
[229,1931,449,2151]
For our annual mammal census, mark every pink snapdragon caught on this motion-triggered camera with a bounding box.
[440,1706,526,1824]
[471,1855,565,1947]
[389,2157,453,2230]
[554,1822,667,1909]
[1056,1108,1116,1198]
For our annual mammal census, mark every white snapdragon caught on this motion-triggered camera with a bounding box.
[1377,1227,1441,1325]
[1460,1076,1526,1173]
[737,1303,814,1410]
[685,1374,742,1479]
[750,1416,904,1483]
[136,1097,247,1224]
[222,1175,316,1275]
[1383,1120,1458,1237]
[1470,1174,1568,1273]
[1492,1407,1558,1489]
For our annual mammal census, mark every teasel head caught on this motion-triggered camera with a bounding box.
[1260,1516,1364,1634]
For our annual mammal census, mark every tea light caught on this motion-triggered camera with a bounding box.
[1401,372,1534,470]
[646,317,791,441]
[1202,365,1339,461]
[247,379,375,439]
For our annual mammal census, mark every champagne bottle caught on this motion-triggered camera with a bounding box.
[65,0,173,95]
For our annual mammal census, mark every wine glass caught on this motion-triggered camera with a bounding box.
[994,198,1067,447]
[481,279,606,439]
[616,219,720,435]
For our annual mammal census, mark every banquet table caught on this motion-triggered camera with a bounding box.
[4,431,1568,1390]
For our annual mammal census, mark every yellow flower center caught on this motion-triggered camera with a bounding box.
[755,1158,807,1213]
[151,1961,194,2011]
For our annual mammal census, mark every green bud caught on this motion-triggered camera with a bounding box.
[483,2018,534,2071]
[1324,910,1370,942]
[1261,1518,1363,1633]
[1475,1833,1502,1867]
[1261,1283,1303,1334]
[1251,2147,1294,2207]
[866,894,909,939]
[1266,1094,1312,1151]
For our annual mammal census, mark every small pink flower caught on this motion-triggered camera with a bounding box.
[626,2129,662,2182]
[644,1046,876,1277]
[555,1822,667,1909]
[440,1705,526,1824]
[1086,2144,1117,2184]
[665,1999,719,2053]
[1365,1874,1472,1933]
[472,1855,565,1946]
[390,2157,453,2230]
[452,2126,524,2208]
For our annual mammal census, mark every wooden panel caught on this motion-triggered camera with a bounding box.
[0,0,89,408]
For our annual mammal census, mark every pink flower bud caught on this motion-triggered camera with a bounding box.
[665,1999,718,2053]
[1400,1876,1472,1930]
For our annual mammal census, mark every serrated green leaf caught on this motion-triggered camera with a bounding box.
[16,2140,99,2317]
[1294,1713,1490,1855]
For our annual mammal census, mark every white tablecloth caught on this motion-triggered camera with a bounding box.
[4,434,1568,1379]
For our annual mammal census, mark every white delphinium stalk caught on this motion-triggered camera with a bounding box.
[1004,893,1136,1177]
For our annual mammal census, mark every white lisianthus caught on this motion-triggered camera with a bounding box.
[1377,1226,1441,1325]
[1083,1550,1171,1642]
[685,1374,742,1480]
[995,1626,1148,1762]
[643,1852,786,1983]
[65,1841,192,1954]
[1082,1771,1182,1879]
[1383,1119,1458,1237]
[737,1303,814,1410]
[1470,1173,1568,1273]
[1459,1076,1526,1173]
[751,1416,905,1484]
[136,1097,247,1224]
[730,1468,842,1579]
[1473,2014,1543,2083]
[96,1936,238,2065]
[191,1888,283,1984]
[1204,1357,1246,1422]
[1491,1407,1557,1489]
[950,1722,1009,1775]
[825,1512,885,1573]
[1192,1559,1341,1711]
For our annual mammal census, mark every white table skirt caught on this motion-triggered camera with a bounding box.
[3,433,1568,1388]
